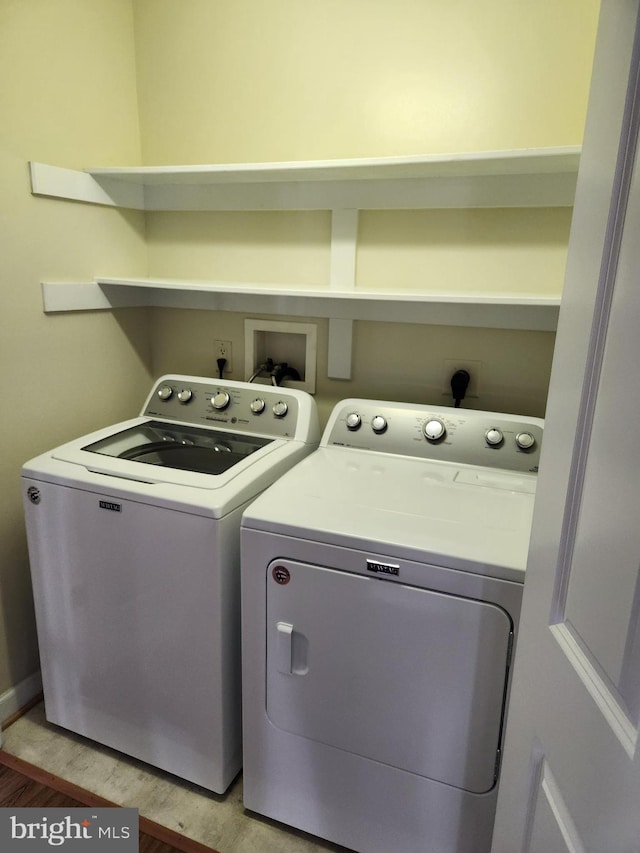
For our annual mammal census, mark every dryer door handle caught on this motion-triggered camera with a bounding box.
[276,622,294,674]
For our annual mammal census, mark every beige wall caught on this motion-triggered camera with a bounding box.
[134,0,598,420]
[0,0,151,698]
[0,0,600,704]
[150,309,556,426]
[133,0,599,163]
[144,206,565,418]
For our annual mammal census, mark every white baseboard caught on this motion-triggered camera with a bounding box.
[0,670,43,731]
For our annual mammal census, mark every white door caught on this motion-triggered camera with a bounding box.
[492,2,640,850]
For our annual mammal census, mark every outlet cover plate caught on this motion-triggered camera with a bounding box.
[214,339,233,372]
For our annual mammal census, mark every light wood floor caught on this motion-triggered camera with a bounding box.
[2,703,346,853]
[0,749,219,853]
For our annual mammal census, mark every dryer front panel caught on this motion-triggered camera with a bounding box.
[266,558,512,794]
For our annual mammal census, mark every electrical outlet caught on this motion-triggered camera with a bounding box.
[214,340,233,373]
[441,359,482,399]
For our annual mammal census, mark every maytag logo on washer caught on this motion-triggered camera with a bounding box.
[366,559,400,576]
[99,500,121,513]
[0,808,138,850]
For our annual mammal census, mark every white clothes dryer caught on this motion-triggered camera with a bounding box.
[241,398,543,852]
[22,375,319,794]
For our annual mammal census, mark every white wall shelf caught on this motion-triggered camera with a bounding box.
[30,146,580,211]
[32,148,575,378]
[41,278,560,331]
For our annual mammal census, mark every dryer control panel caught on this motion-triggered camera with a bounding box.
[324,399,543,473]
[141,375,319,443]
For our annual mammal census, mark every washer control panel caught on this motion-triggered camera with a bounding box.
[326,399,543,473]
[141,375,311,440]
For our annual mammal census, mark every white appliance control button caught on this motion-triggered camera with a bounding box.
[485,428,504,447]
[212,391,231,410]
[177,388,193,404]
[424,418,446,442]
[250,398,266,414]
[346,412,361,431]
[371,415,387,434]
[273,401,288,418]
[516,431,536,450]
[157,385,173,401]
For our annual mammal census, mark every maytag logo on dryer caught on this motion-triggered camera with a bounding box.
[99,500,121,513]
[366,559,400,576]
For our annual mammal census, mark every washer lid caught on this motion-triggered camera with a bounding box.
[242,447,537,580]
[44,416,298,509]
[82,420,272,476]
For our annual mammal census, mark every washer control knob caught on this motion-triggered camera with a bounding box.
[212,391,231,410]
[177,388,193,404]
[250,398,266,414]
[157,385,173,401]
[424,418,446,442]
[485,427,504,447]
[346,412,362,431]
[371,415,387,434]
[273,401,289,418]
[516,431,536,451]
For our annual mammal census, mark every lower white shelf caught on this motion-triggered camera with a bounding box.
[41,278,561,331]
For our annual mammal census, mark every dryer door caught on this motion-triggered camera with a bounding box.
[266,559,512,794]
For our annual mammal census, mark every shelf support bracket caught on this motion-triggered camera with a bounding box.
[40,281,150,312]
[30,162,145,209]
[328,209,358,379]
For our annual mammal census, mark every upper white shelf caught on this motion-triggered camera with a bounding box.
[40,278,560,331]
[30,146,581,211]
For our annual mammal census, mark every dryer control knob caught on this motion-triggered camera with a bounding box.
[157,385,173,401]
[516,431,536,450]
[177,388,193,404]
[371,415,387,434]
[212,391,231,410]
[485,427,504,447]
[346,412,361,431]
[250,398,266,414]
[424,418,446,442]
[273,401,288,418]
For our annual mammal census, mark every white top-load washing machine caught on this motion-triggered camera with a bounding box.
[241,398,543,853]
[22,375,319,794]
